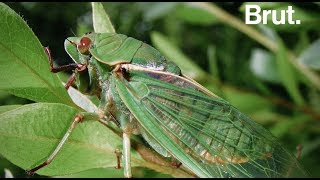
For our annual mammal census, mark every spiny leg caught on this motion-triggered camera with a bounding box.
[26,114,84,176]
[44,47,87,90]
[44,47,79,73]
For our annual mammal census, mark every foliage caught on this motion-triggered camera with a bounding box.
[0,2,320,178]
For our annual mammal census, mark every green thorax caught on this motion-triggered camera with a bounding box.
[90,33,181,75]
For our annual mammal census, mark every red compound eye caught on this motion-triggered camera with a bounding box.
[77,37,92,54]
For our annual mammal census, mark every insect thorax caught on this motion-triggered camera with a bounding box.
[131,43,181,75]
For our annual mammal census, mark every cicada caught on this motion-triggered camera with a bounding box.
[26,32,307,178]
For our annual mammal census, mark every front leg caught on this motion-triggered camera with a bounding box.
[44,47,87,90]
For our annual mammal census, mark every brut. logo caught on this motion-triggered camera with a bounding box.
[245,5,301,25]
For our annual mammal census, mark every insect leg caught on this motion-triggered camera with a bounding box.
[64,73,76,90]
[96,112,126,171]
[123,132,132,178]
[26,114,84,176]
[44,47,79,73]
[171,157,182,169]
[114,149,122,169]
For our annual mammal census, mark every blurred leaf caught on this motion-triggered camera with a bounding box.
[299,39,320,70]
[251,110,288,124]
[150,31,206,80]
[0,103,144,176]
[249,48,281,83]
[294,31,309,55]
[276,39,304,105]
[271,114,310,138]
[91,2,115,33]
[0,3,74,107]
[301,137,320,158]
[239,2,288,11]
[308,88,320,113]
[175,2,219,25]
[207,45,219,79]
[258,24,277,41]
[221,86,273,114]
[140,2,178,21]
[77,19,92,36]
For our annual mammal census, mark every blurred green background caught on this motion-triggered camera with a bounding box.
[1,2,320,178]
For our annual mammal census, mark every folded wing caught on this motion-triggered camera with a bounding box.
[112,65,306,177]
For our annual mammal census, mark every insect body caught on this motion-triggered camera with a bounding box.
[26,32,307,178]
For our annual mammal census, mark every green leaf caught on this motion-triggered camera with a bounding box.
[299,39,320,70]
[56,167,124,178]
[0,105,22,114]
[56,167,171,178]
[91,2,115,33]
[150,32,206,80]
[0,103,144,176]
[175,2,219,25]
[0,3,74,107]
[276,39,304,105]
[249,48,281,83]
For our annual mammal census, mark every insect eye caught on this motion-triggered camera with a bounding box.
[77,37,92,55]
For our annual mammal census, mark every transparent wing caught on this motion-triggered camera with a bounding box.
[113,66,307,178]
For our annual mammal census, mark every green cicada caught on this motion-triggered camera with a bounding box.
[26,32,307,178]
